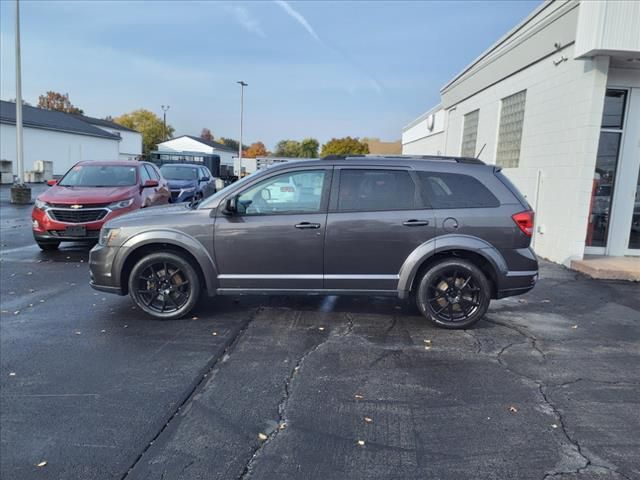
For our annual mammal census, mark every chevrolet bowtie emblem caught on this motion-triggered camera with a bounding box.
[70,204,83,209]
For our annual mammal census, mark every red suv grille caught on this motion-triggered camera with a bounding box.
[48,209,108,224]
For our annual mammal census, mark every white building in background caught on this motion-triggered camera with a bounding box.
[72,114,142,161]
[0,101,142,176]
[402,0,640,266]
[157,135,236,169]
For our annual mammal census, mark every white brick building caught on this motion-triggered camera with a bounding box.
[402,0,640,265]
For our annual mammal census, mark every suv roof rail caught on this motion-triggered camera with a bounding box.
[320,154,485,165]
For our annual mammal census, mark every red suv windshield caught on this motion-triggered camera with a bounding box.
[58,165,138,187]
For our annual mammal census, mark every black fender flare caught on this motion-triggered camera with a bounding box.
[397,234,507,298]
[113,229,219,295]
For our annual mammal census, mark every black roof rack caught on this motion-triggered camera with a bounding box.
[320,154,484,165]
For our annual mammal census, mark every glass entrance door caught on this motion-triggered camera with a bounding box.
[629,170,640,251]
[585,89,627,251]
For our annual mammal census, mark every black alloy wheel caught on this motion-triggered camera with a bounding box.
[129,252,200,319]
[416,258,490,329]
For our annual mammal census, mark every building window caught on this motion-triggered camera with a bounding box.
[460,109,479,157]
[496,90,527,168]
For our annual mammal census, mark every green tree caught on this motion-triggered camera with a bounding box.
[299,138,319,158]
[114,109,174,154]
[274,139,301,157]
[320,137,369,157]
[37,91,83,114]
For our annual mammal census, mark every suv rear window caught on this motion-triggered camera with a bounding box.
[417,172,499,208]
[337,169,415,212]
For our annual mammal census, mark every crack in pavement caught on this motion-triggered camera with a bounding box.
[238,312,355,480]
[484,318,632,480]
[462,328,482,354]
[484,316,547,360]
[120,306,263,480]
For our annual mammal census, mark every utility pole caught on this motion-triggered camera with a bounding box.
[11,0,31,204]
[237,81,247,178]
[161,105,170,141]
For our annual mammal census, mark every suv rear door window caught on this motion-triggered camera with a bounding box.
[337,169,415,211]
[417,172,499,208]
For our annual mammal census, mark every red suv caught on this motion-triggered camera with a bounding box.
[32,161,170,250]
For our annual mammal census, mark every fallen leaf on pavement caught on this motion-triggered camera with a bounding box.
[258,433,268,441]
[37,461,47,467]
[551,424,558,429]
[363,416,373,423]
[279,422,287,430]
[509,406,518,413]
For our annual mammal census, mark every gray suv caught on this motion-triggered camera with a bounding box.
[89,156,537,329]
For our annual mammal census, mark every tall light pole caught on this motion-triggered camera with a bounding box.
[237,81,247,177]
[161,105,170,141]
[11,0,30,204]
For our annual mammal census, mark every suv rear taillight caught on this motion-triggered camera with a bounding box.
[512,211,534,237]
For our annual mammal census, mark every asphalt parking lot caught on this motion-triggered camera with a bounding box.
[1,184,639,480]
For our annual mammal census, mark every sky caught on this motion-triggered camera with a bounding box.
[0,0,540,150]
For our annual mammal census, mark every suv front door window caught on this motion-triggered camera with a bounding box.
[214,169,330,290]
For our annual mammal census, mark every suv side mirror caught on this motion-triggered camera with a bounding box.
[142,179,159,189]
[47,179,57,186]
[222,196,237,215]
[201,176,210,182]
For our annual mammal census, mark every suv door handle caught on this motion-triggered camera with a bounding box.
[403,219,430,226]
[295,222,321,229]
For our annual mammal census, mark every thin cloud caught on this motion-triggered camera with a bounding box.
[273,0,382,94]
[227,5,266,38]
[274,0,321,43]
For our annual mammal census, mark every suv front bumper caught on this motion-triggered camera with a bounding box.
[89,243,125,295]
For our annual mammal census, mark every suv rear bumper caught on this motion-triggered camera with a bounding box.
[495,247,538,298]
[496,270,538,298]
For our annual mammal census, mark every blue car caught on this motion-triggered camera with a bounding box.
[160,164,216,203]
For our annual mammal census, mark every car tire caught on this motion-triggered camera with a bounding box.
[416,258,491,329]
[36,241,60,251]
[128,251,201,320]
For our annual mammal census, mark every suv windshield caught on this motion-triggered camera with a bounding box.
[58,165,138,187]
[160,166,198,181]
